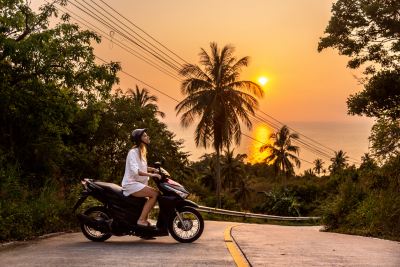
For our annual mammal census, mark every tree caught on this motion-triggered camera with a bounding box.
[86,89,189,183]
[369,117,400,161]
[329,150,349,174]
[176,42,263,207]
[128,85,165,118]
[0,0,120,187]
[319,0,400,161]
[221,149,246,190]
[303,169,315,177]
[260,125,301,178]
[231,176,253,210]
[313,158,325,176]
[359,153,378,170]
[318,0,400,73]
[347,70,400,120]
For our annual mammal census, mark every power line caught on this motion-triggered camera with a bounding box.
[247,113,332,164]
[91,0,186,68]
[63,0,361,165]
[56,4,182,81]
[255,110,361,163]
[69,0,182,73]
[94,55,317,167]
[240,132,314,166]
[95,56,181,103]
[97,0,189,64]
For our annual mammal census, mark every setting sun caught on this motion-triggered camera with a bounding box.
[258,76,269,86]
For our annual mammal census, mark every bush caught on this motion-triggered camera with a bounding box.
[321,156,400,240]
[0,170,77,241]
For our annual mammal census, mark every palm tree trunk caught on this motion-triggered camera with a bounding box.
[216,149,222,208]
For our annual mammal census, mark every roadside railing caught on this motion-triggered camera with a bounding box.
[197,206,320,221]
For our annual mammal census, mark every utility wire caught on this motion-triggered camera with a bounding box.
[64,0,361,165]
[95,54,316,167]
[56,4,182,81]
[97,0,189,64]
[69,0,182,73]
[255,110,361,163]
[96,55,181,103]
[250,113,360,164]
[248,113,333,163]
[91,0,186,68]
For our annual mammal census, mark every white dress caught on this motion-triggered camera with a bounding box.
[121,148,149,196]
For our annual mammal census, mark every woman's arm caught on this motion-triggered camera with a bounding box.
[147,167,159,173]
[138,170,161,179]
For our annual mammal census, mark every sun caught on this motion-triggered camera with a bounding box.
[258,76,269,86]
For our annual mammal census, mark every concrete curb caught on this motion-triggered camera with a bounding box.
[0,232,69,251]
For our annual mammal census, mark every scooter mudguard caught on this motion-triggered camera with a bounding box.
[176,199,199,209]
[72,191,89,212]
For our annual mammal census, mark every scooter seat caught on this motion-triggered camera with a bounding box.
[93,181,145,204]
[94,181,123,195]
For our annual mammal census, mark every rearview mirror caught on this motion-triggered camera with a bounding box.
[154,162,161,168]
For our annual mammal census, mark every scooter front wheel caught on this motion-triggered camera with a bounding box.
[168,206,204,243]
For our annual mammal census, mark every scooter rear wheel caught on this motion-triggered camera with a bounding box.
[168,206,204,243]
[80,206,112,242]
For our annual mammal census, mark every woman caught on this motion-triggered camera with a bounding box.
[121,128,161,227]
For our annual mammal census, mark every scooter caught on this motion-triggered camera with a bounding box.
[73,162,204,243]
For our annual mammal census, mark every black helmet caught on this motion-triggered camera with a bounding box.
[131,128,147,145]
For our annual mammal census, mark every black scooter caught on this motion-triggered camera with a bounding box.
[73,162,204,243]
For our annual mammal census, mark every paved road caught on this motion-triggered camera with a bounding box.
[0,221,234,267]
[1,221,400,266]
[232,224,400,267]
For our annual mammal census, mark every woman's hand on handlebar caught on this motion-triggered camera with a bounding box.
[148,167,159,173]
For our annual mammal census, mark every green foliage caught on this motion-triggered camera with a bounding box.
[321,155,400,240]
[320,0,400,162]
[0,167,77,240]
[322,178,366,229]
[329,150,349,174]
[347,70,400,120]
[258,188,301,217]
[318,0,400,73]
[260,125,301,177]
[176,42,263,207]
[0,1,188,241]
[369,117,400,161]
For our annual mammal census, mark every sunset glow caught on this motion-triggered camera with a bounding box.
[258,76,269,86]
[248,124,274,164]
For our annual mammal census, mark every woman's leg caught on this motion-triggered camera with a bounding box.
[132,186,159,225]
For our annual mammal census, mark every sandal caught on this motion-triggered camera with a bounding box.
[136,220,154,228]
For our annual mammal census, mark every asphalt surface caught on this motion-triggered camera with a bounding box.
[232,224,400,267]
[0,221,234,267]
[1,221,399,266]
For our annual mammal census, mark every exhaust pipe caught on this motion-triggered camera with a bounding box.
[77,214,111,232]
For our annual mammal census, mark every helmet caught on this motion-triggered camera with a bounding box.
[130,128,147,145]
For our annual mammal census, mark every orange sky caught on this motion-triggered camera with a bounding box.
[33,0,374,171]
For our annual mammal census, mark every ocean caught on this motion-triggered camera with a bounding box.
[167,120,374,173]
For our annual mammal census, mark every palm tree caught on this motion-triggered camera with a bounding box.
[329,150,349,174]
[129,85,165,118]
[221,149,246,190]
[313,158,325,176]
[200,155,217,191]
[360,153,377,170]
[303,168,315,177]
[260,125,301,178]
[231,176,253,209]
[176,42,263,207]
